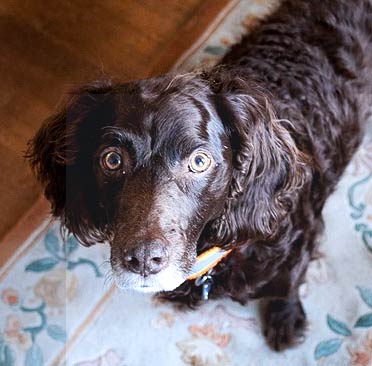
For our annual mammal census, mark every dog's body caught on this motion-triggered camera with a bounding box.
[28,0,372,351]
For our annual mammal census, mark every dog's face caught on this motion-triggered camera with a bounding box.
[28,73,307,293]
[95,79,232,291]
[29,75,233,292]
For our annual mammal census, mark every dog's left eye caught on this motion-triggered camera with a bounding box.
[101,150,123,171]
[189,151,212,173]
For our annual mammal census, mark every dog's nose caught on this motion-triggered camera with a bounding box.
[122,240,169,276]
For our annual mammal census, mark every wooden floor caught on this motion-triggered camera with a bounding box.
[0,0,231,241]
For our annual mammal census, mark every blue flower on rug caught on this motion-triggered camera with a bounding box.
[0,291,67,366]
[1,224,107,366]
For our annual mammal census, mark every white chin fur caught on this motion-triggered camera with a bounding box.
[113,264,187,293]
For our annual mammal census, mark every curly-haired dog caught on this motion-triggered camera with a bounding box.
[27,0,372,350]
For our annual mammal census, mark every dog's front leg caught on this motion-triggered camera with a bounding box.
[261,294,307,351]
[156,280,204,309]
[259,252,310,351]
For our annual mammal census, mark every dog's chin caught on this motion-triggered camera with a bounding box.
[113,264,188,293]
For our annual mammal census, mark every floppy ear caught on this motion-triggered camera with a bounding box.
[26,79,116,245]
[210,75,310,243]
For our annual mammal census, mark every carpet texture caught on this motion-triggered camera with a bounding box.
[1,1,372,365]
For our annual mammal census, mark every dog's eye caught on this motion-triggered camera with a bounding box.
[102,150,122,171]
[189,151,212,173]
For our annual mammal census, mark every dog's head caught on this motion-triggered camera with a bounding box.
[27,72,308,292]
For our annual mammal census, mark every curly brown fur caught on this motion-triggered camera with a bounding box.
[27,0,372,351]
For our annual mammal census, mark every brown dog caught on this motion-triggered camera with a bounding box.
[27,0,372,350]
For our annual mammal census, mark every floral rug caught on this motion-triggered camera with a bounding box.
[1,1,372,365]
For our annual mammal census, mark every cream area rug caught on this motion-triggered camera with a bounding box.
[1,1,372,365]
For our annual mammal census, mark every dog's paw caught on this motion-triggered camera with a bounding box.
[262,298,307,351]
[155,282,202,309]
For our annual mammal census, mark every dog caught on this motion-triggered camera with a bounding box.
[27,0,372,351]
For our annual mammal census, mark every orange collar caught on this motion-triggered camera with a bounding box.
[186,246,233,281]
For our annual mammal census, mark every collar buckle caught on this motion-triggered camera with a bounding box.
[195,269,214,301]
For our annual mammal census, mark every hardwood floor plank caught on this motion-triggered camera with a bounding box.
[0,0,232,252]
[0,145,40,236]
[150,0,239,75]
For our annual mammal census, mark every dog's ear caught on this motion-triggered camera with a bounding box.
[210,76,310,242]
[26,79,116,245]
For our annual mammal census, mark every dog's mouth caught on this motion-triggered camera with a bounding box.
[112,262,190,293]
[110,234,202,292]
[112,245,232,292]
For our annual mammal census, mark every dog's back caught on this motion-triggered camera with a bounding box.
[223,0,372,102]
[222,0,372,202]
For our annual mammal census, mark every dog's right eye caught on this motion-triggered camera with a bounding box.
[101,149,123,171]
[188,151,212,173]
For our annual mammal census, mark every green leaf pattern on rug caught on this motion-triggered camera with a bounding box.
[347,173,372,219]
[63,236,78,256]
[357,286,372,308]
[355,313,372,328]
[314,338,343,359]
[44,231,59,255]
[25,344,43,366]
[0,298,65,366]
[348,174,372,253]
[25,257,59,272]
[204,45,226,56]
[47,325,67,343]
[1,225,105,366]
[326,315,352,336]
[20,302,47,342]
[0,338,15,366]
[355,223,372,254]
[25,230,102,277]
[314,286,372,360]
[311,174,372,359]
